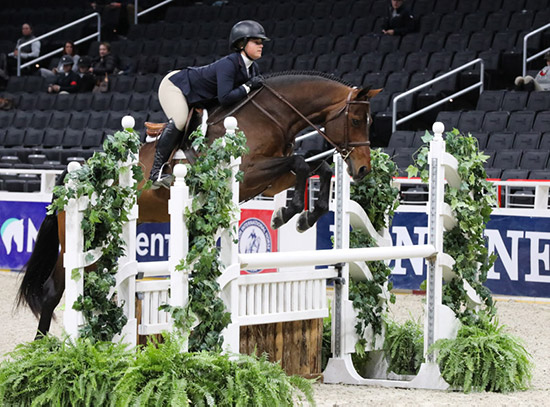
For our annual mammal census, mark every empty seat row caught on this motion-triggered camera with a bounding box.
[0,110,161,136]
[5,74,162,95]
[477,90,550,112]
[390,146,550,173]
[436,110,550,133]
[389,129,550,152]
[1,91,161,115]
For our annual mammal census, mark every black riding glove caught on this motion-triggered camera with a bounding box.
[245,75,264,90]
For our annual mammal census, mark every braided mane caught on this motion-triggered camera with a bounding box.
[264,70,355,87]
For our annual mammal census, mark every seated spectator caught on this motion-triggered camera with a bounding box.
[382,0,415,36]
[514,51,550,91]
[77,56,96,92]
[0,23,41,76]
[47,55,80,94]
[89,42,118,79]
[40,41,80,79]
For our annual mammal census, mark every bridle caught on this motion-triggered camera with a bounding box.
[262,84,371,159]
[208,83,372,159]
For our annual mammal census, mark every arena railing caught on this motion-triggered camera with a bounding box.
[16,13,101,76]
[391,58,485,133]
[522,22,550,77]
[133,0,174,24]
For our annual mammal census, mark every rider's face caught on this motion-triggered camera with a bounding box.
[244,38,263,60]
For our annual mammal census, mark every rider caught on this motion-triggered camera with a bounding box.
[149,20,269,189]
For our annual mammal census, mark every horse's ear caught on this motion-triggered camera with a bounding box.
[366,88,383,99]
[356,87,383,100]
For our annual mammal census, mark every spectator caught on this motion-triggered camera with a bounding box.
[382,0,415,36]
[0,23,41,76]
[149,20,268,189]
[514,51,550,91]
[47,55,80,94]
[77,56,96,92]
[39,41,80,79]
[89,42,118,79]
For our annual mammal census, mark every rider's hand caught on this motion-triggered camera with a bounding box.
[246,75,264,90]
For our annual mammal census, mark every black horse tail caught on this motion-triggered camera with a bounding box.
[17,170,66,317]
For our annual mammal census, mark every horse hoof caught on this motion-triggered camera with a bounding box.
[296,211,311,233]
[271,207,285,229]
[152,175,174,190]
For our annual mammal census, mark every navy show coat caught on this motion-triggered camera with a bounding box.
[169,52,260,108]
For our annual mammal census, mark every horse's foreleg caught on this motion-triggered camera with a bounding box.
[296,161,333,233]
[35,258,65,339]
[271,156,310,229]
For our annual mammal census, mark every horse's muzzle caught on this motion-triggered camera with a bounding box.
[352,165,370,181]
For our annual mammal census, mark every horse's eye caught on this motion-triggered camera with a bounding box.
[351,118,360,127]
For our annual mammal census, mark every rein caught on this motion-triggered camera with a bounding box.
[208,82,371,157]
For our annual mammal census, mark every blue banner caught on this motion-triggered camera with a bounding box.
[387,212,550,298]
[2,199,549,298]
[0,201,49,271]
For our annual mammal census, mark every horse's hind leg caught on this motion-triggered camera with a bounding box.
[296,161,333,233]
[270,156,310,229]
[35,259,65,339]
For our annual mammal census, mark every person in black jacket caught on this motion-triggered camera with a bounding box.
[382,0,415,36]
[149,20,269,189]
[89,42,118,79]
[76,56,96,92]
[47,55,80,94]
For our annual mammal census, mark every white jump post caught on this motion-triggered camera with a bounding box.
[63,161,86,340]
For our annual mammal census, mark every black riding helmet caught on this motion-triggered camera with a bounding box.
[229,20,269,51]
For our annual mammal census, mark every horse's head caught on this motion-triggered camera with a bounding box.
[324,87,382,181]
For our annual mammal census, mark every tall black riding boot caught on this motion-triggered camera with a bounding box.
[149,119,183,189]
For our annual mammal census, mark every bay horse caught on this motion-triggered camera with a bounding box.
[18,71,380,338]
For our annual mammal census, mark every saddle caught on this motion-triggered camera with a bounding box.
[144,108,205,162]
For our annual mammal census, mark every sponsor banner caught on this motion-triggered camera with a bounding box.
[3,198,549,298]
[0,201,48,271]
[136,209,278,274]
[239,209,277,274]
[387,212,550,298]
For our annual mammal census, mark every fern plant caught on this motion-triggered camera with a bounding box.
[384,317,424,376]
[432,316,533,392]
[0,336,131,406]
[114,333,315,406]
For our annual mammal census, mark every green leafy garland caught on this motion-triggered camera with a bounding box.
[49,129,143,342]
[178,128,248,352]
[407,129,497,323]
[348,149,400,354]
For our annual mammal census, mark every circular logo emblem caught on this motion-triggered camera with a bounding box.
[239,218,272,273]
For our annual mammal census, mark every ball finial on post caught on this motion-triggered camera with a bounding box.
[67,161,81,173]
[223,116,238,134]
[121,115,135,130]
[432,121,445,141]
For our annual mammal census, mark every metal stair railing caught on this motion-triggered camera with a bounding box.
[133,0,174,24]
[522,22,550,77]
[16,13,101,76]
[392,58,484,133]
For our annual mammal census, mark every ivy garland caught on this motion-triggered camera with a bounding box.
[177,127,248,352]
[348,149,400,353]
[49,128,143,342]
[408,129,497,323]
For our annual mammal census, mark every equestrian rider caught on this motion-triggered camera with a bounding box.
[149,20,269,189]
